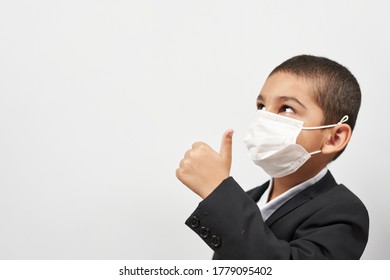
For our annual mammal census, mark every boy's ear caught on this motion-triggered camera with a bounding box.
[321,124,352,155]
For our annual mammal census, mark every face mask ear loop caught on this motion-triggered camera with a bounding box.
[338,115,349,124]
[309,150,322,156]
[302,115,349,130]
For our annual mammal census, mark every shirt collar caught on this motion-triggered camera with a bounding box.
[258,167,328,221]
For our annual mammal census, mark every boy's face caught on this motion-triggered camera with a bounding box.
[257,71,328,155]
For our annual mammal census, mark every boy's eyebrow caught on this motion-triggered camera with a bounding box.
[257,94,307,109]
[278,96,307,109]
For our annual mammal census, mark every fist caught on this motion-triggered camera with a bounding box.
[176,129,234,199]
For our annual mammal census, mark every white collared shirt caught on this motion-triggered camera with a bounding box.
[258,167,328,221]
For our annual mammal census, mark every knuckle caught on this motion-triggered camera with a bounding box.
[180,158,191,168]
[184,149,193,158]
[184,159,192,168]
[175,168,181,178]
[192,141,207,149]
[192,142,199,149]
[177,168,185,178]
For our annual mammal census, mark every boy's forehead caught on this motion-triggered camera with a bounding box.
[258,72,317,105]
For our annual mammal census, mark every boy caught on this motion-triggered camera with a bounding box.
[176,55,369,259]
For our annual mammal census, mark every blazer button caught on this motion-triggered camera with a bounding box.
[199,226,210,238]
[190,216,200,228]
[211,235,221,248]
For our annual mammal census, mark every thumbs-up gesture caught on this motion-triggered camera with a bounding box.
[176,129,234,199]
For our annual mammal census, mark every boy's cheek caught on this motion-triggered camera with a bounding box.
[296,130,324,152]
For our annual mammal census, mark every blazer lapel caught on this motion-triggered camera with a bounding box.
[247,181,269,202]
[265,171,338,227]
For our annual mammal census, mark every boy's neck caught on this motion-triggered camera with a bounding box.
[268,164,327,202]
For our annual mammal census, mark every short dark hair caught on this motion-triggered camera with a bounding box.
[269,55,361,160]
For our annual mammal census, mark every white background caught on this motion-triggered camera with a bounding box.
[0,0,389,259]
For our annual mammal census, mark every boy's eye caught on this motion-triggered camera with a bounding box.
[257,103,266,111]
[281,105,294,113]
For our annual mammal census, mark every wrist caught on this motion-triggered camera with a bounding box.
[199,176,231,199]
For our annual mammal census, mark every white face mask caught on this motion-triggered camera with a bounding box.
[244,110,349,178]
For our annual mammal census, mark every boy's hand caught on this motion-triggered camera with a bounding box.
[176,129,234,199]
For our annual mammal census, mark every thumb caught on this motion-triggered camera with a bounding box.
[220,129,234,162]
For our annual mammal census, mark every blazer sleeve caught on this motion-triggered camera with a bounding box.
[185,176,369,260]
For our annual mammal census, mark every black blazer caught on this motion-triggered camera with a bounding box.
[185,171,369,259]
